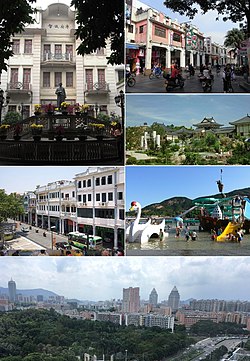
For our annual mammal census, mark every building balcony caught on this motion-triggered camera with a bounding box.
[85,82,110,95]
[41,52,75,66]
[7,82,32,94]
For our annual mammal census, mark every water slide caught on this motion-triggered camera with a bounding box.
[216,222,241,242]
[244,198,250,220]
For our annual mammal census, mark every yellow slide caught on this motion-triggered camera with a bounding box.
[216,222,242,242]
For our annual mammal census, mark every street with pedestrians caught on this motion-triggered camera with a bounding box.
[126,70,248,93]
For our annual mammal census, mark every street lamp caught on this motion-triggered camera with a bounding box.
[51,226,56,250]
[0,89,10,125]
[114,90,125,130]
[125,349,128,361]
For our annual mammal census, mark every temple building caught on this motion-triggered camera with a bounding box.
[229,114,250,137]
[193,117,223,131]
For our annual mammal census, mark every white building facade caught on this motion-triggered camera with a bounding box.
[35,167,125,248]
[0,3,124,119]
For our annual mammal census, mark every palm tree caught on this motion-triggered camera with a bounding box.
[224,28,246,60]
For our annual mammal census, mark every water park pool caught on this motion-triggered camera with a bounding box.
[126,226,250,256]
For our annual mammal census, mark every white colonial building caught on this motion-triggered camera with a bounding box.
[0,2,124,119]
[35,167,125,247]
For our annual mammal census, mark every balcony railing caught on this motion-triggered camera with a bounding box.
[42,52,75,62]
[85,82,110,94]
[7,82,32,92]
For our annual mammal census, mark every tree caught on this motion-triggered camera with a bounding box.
[3,111,22,125]
[0,0,36,74]
[71,0,124,65]
[0,190,24,223]
[163,0,250,37]
[224,28,246,57]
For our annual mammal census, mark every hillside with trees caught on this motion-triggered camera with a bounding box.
[0,309,193,361]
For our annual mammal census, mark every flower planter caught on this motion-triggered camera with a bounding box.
[46,111,54,115]
[0,134,7,140]
[34,112,41,116]
[61,111,68,115]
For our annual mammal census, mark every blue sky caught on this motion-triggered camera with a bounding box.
[136,0,241,44]
[126,166,250,209]
[1,257,250,301]
[1,166,88,194]
[126,94,250,128]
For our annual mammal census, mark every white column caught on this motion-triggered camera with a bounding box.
[145,9,153,70]
[156,135,160,148]
[166,47,171,69]
[196,52,200,67]
[180,49,185,68]
[202,54,206,66]
[190,51,194,65]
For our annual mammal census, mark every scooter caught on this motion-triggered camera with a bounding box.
[201,77,212,92]
[165,74,185,92]
[126,70,136,87]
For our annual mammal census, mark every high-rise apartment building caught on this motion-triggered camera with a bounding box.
[168,286,180,313]
[122,287,140,313]
[8,279,17,302]
[149,288,158,306]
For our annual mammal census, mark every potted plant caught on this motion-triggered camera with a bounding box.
[74,103,81,115]
[13,124,23,141]
[54,125,65,141]
[30,123,43,141]
[89,123,105,140]
[0,124,10,140]
[81,104,89,115]
[34,104,42,116]
[43,103,55,115]
[60,102,70,115]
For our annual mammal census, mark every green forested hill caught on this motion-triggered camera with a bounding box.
[0,309,191,361]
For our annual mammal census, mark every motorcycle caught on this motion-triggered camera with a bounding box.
[165,74,185,92]
[126,70,136,87]
[201,76,212,92]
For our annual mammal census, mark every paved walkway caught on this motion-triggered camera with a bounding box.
[126,71,247,93]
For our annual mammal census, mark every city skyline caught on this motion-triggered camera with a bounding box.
[126,94,250,128]
[0,257,250,301]
[126,166,250,209]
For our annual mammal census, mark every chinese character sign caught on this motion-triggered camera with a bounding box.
[186,27,197,50]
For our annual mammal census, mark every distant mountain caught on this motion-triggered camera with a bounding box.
[0,287,59,299]
[141,197,193,217]
[140,187,250,217]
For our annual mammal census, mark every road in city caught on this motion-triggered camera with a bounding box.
[126,71,247,93]
[191,337,245,361]
[5,222,69,250]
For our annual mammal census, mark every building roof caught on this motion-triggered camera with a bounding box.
[193,117,223,128]
[229,114,250,125]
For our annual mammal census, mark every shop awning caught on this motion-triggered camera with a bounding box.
[126,43,139,49]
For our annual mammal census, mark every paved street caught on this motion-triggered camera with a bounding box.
[126,71,247,93]
[5,221,69,250]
